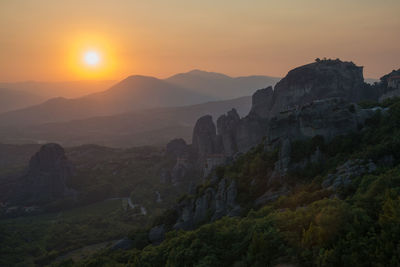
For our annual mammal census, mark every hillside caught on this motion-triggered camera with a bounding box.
[69,87,400,267]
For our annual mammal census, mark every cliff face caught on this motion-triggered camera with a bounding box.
[268,59,366,117]
[173,178,240,231]
[214,60,381,157]
[267,98,367,144]
[17,143,75,204]
[216,109,241,156]
[248,86,274,119]
[171,60,384,175]
[192,116,220,156]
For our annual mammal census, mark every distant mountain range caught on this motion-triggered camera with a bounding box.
[0,80,116,113]
[0,80,116,99]
[0,70,278,126]
[166,69,280,99]
[0,76,212,126]
[0,70,279,147]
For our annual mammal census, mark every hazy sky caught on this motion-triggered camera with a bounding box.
[1,0,399,82]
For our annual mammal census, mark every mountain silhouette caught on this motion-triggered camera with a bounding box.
[166,69,280,99]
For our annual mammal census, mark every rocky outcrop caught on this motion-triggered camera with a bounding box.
[211,179,241,221]
[217,109,241,156]
[148,225,165,245]
[249,86,274,119]
[270,138,292,180]
[165,138,189,158]
[173,178,240,230]
[268,59,367,117]
[170,158,193,186]
[192,115,222,165]
[206,60,381,158]
[17,143,75,204]
[214,97,372,159]
[322,159,377,191]
[267,98,366,144]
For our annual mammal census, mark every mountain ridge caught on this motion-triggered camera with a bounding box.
[0,70,278,129]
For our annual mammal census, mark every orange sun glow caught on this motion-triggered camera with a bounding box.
[66,33,118,80]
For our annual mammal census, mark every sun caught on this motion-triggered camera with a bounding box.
[66,33,119,79]
[83,51,100,66]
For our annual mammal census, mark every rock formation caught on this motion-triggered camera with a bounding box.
[268,59,366,117]
[216,108,241,156]
[248,86,273,119]
[212,60,384,158]
[192,115,221,157]
[322,159,377,191]
[148,225,166,245]
[173,178,240,230]
[267,97,367,144]
[165,138,189,159]
[159,59,399,234]
[17,143,75,204]
[164,59,390,179]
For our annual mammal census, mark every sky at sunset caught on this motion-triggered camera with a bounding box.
[0,0,399,82]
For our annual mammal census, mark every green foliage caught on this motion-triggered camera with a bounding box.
[0,199,147,266]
